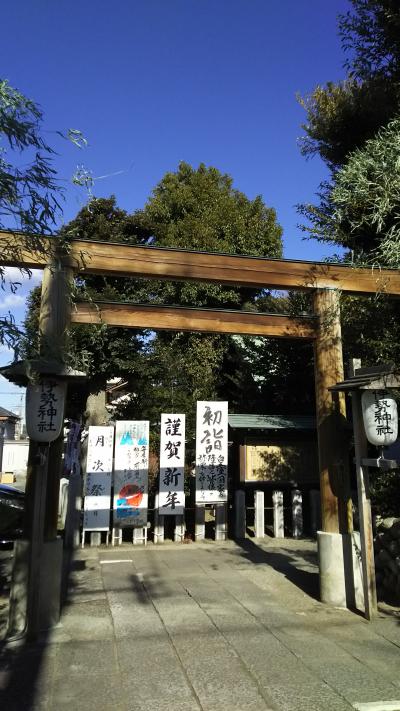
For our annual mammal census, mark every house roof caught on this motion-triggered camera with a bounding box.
[228,414,315,431]
[0,406,19,420]
[330,364,400,392]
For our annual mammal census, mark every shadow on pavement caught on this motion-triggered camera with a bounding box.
[233,537,320,600]
[0,545,79,710]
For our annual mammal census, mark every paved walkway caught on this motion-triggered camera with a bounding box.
[1,538,400,711]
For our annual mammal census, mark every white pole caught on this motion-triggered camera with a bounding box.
[254,490,265,538]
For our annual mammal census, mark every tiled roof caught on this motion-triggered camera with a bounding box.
[0,406,19,419]
[228,414,315,430]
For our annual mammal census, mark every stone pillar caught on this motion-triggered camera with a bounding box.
[273,490,284,538]
[111,527,122,546]
[234,490,246,539]
[153,493,164,543]
[215,503,227,541]
[318,531,364,609]
[195,505,205,541]
[133,527,145,545]
[64,461,82,550]
[90,532,101,546]
[174,515,185,542]
[291,489,303,538]
[254,490,265,539]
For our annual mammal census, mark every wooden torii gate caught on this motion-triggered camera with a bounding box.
[3,231,400,616]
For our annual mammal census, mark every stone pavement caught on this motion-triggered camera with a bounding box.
[1,537,400,711]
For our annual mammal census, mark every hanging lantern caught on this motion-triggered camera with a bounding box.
[26,379,66,443]
[361,390,398,447]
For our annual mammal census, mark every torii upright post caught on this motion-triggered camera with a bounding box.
[24,256,72,639]
[313,289,353,606]
[39,258,73,541]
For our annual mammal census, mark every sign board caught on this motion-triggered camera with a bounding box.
[26,379,66,442]
[113,420,149,527]
[159,413,185,515]
[83,426,114,531]
[362,390,398,447]
[195,401,228,504]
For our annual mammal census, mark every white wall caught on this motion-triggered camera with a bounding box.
[2,439,29,474]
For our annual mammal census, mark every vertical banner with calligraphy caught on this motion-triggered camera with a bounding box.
[195,401,228,504]
[83,426,114,531]
[159,413,185,515]
[26,379,66,443]
[113,421,149,527]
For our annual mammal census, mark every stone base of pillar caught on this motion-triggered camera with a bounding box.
[215,504,227,541]
[38,538,63,630]
[7,539,29,638]
[8,538,64,638]
[318,531,364,611]
[174,516,185,542]
[195,505,205,540]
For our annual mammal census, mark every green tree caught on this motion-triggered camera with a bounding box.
[299,1,400,170]
[299,117,400,258]
[297,4,400,370]
[0,79,85,347]
[105,162,283,428]
[22,196,149,388]
[297,2,400,517]
[22,164,290,435]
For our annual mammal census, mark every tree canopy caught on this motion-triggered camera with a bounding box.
[22,164,316,434]
[299,1,400,171]
[297,2,400,516]
[297,1,400,377]
[0,79,85,347]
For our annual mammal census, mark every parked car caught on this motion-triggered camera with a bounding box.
[0,484,25,547]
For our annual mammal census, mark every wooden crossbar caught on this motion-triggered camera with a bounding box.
[71,302,317,339]
[1,231,400,295]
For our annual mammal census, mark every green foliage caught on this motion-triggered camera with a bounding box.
[298,78,398,169]
[0,79,85,348]
[130,162,282,309]
[330,118,400,260]
[0,79,61,234]
[21,196,148,387]
[341,294,400,366]
[22,167,286,435]
[298,2,400,169]
[370,468,400,517]
[106,163,283,422]
[141,162,282,257]
[299,118,400,257]
[340,0,400,82]
[298,2,400,260]
[297,3,400,516]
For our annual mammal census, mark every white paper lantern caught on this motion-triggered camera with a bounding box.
[361,390,398,447]
[26,379,66,443]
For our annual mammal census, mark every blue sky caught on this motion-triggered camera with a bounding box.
[1,0,351,412]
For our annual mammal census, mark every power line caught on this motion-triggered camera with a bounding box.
[0,393,26,397]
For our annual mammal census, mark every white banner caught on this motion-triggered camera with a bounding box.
[159,413,185,515]
[83,426,114,531]
[195,401,228,504]
[113,421,149,527]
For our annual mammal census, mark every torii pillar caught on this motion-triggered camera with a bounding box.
[313,289,354,606]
